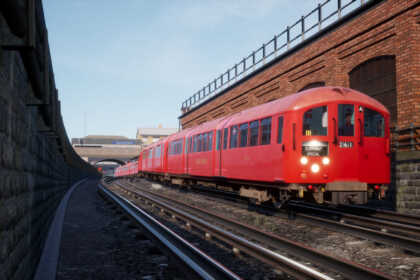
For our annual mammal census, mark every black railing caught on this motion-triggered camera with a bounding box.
[181,0,374,113]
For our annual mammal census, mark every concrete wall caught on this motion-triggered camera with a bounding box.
[0,1,97,280]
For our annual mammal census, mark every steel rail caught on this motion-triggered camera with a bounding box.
[286,202,420,254]
[335,204,420,227]
[288,202,420,238]
[116,181,393,280]
[98,184,241,280]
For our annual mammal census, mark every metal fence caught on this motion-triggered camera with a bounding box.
[392,124,420,152]
[181,0,374,113]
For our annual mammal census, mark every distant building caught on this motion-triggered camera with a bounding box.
[136,125,177,146]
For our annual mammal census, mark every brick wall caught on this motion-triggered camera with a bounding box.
[180,0,420,129]
[179,0,420,212]
[0,2,96,280]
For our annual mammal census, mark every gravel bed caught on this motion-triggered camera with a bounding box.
[108,183,293,280]
[121,178,420,280]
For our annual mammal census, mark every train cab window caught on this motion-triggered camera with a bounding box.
[149,149,153,158]
[339,104,354,136]
[230,125,239,148]
[223,128,228,149]
[216,130,221,150]
[208,131,213,151]
[240,123,248,147]
[249,120,259,146]
[277,116,284,143]
[203,133,208,151]
[364,108,385,137]
[302,106,328,136]
[261,117,272,145]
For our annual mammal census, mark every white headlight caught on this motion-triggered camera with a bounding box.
[300,157,308,165]
[322,157,330,165]
[311,163,320,173]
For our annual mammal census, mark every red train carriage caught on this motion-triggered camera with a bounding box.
[124,87,390,205]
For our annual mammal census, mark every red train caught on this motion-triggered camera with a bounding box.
[115,87,390,205]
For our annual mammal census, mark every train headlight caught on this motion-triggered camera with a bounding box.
[322,157,330,165]
[311,163,320,173]
[300,156,308,165]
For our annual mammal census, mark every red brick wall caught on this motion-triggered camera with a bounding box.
[180,0,420,129]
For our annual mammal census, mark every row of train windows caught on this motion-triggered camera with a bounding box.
[169,139,183,155]
[148,116,284,157]
[217,116,283,150]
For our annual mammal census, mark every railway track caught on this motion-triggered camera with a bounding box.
[287,201,420,254]
[98,183,241,280]
[111,180,394,280]
[120,177,420,255]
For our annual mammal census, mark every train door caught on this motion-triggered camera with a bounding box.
[331,103,360,180]
[358,106,389,182]
[214,129,223,176]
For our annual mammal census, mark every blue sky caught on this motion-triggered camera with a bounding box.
[43,0,326,139]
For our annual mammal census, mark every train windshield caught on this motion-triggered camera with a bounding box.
[364,108,385,137]
[302,106,328,136]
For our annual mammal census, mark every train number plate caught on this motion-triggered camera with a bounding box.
[339,141,353,148]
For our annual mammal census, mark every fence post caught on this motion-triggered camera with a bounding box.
[338,0,342,18]
[301,16,305,41]
[318,4,322,31]
[273,35,277,57]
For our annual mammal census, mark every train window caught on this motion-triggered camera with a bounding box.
[302,106,328,136]
[261,117,272,145]
[364,108,384,137]
[216,130,221,150]
[277,116,284,143]
[339,104,354,136]
[203,133,208,152]
[198,134,202,152]
[149,149,153,158]
[240,123,248,147]
[208,131,213,151]
[223,128,228,149]
[189,137,193,153]
[230,125,239,148]
[249,120,259,146]
[193,135,198,153]
[185,138,188,154]
[155,145,161,157]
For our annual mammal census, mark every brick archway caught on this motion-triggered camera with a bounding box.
[349,55,397,125]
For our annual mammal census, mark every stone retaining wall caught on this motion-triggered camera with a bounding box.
[0,2,97,280]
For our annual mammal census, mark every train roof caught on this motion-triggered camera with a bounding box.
[225,87,389,126]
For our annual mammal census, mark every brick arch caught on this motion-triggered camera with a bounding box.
[349,55,397,125]
[299,81,326,92]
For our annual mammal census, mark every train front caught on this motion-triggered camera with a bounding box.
[287,88,390,204]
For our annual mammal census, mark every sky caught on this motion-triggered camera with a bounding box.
[42,0,328,139]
